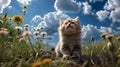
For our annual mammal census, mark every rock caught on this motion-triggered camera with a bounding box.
[40,48,56,59]
[39,48,117,66]
[52,59,79,67]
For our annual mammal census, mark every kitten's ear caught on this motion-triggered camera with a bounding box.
[74,16,80,24]
[74,16,79,21]
[59,19,64,25]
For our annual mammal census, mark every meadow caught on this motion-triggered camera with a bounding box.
[0,5,120,67]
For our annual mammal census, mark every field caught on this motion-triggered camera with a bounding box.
[0,12,120,67]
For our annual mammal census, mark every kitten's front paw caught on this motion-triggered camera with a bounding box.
[72,51,81,59]
[63,55,70,60]
[71,55,80,60]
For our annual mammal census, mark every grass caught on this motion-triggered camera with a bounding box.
[0,11,120,67]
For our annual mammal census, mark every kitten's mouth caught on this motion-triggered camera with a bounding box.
[66,26,74,31]
[67,26,73,28]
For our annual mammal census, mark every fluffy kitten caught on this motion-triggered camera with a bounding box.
[55,17,81,60]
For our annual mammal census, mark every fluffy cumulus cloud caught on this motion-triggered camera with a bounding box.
[54,0,93,14]
[0,0,11,13]
[54,0,81,13]
[110,8,120,22]
[17,0,31,5]
[96,0,120,22]
[104,0,120,10]
[96,10,109,21]
[82,24,101,40]
[32,15,43,23]
[82,2,92,15]
[100,26,115,33]
[38,11,69,35]
[81,24,116,41]
[106,0,120,23]
[89,0,104,3]
[116,27,120,30]
[104,0,115,10]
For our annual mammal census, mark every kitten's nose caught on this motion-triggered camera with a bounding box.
[68,23,71,26]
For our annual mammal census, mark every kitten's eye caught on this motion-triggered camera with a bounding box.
[68,20,71,22]
[71,22,74,24]
[65,23,67,25]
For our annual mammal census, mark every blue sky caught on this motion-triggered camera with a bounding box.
[0,0,120,46]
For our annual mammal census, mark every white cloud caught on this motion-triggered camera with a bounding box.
[54,0,81,13]
[81,24,116,40]
[38,11,69,35]
[32,15,43,23]
[103,0,120,22]
[110,8,120,22]
[82,2,92,15]
[0,0,11,13]
[104,0,120,10]
[96,0,120,23]
[54,0,94,15]
[82,24,101,40]
[96,10,109,21]
[89,0,104,3]
[8,6,12,9]
[17,0,31,5]
[116,27,120,30]
[105,0,120,9]
[104,0,116,10]
[100,27,115,34]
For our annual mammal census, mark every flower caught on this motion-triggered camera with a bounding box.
[0,30,9,36]
[33,31,39,36]
[107,42,114,52]
[9,18,12,20]
[106,34,114,38]
[24,27,29,31]
[91,36,94,41]
[12,15,24,24]
[0,20,3,24]
[41,58,52,64]
[0,28,9,36]
[100,33,108,39]
[36,27,41,31]
[2,13,9,20]
[40,32,47,37]
[19,38,26,42]
[24,24,29,28]
[106,34,114,41]
[15,26,23,31]
[117,36,120,41]
[22,10,27,15]
[1,28,8,31]
[24,24,29,31]
[117,54,120,58]
[22,31,31,37]
[32,61,42,67]
[39,26,44,30]
[22,4,27,9]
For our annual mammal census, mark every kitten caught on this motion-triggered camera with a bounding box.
[55,17,81,60]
